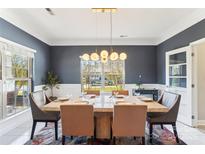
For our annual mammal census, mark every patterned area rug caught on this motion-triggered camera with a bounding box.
[25,123,186,145]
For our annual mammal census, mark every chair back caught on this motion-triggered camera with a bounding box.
[160,91,181,122]
[85,90,100,96]
[162,92,180,109]
[60,104,94,136]
[113,104,147,137]
[29,91,47,120]
[31,90,46,107]
[112,90,129,96]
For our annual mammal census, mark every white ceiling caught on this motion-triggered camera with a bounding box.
[1,8,205,45]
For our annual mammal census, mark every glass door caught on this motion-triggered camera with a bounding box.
[2,50,33,118]
[0,38,34,121]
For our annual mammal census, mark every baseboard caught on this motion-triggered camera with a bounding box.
[197,120,205,126]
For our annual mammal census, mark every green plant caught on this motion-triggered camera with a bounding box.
[43,72,60,97]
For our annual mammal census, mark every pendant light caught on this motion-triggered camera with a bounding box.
[120,52,127,60]
[81,53,90,61]
[80,8,127,62]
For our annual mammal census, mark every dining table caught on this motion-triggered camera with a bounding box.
[41,95,169,139]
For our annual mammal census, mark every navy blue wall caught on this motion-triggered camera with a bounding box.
[157,19,205,84]
[0,18,50,85]
[50,46,157,84]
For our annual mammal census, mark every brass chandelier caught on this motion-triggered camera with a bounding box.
[80,8,127,63]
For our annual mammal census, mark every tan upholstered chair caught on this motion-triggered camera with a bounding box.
[112,90,129,96]
[60,104,94,145]
[147,91,181,143]
[85,90,100,96]
[29,91,60,140]
[112,104,147,144]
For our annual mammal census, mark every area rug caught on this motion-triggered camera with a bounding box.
[25,123,186,145]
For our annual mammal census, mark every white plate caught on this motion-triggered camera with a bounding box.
[115,95,125,98]
[140,98,153,102]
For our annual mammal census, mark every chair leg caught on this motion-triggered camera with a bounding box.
[70,136,73,140]
[55,121,58,140]
[134,136,136,140]
[172,123,179,143]
[161,124,164,129]
[142,137,145,145]
[90,136,95,145]
[62,135,65,145]
[30,121,37,140]
[45,122,48,127]
[110,126,112,140]
[149,123,153,144]
[113,136,116,145]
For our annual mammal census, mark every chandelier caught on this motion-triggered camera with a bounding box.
[80,8,127,63]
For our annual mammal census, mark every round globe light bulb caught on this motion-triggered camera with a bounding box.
[81,53,90,61]
[90,52,99,61]
[119,52,127,60]
[100,50,109,58]
[110,52,119,61]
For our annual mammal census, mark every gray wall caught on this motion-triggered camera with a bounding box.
[157,19,205,84]
[0,18,50,85]
[3,15,204,85]
[50,46,157,84]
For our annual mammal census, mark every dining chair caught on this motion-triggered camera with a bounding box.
[147,91,181,143]
[112,90,129,96]
[29,90,60,140]
[60,104,94,145]
[112,104,147,144]
[85,90,100,96]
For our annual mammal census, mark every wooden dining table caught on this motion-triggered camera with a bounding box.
[42,95,169,139]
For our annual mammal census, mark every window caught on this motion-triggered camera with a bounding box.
[166,50,187,88]
[0,38,34,120]
[81,59,125,92]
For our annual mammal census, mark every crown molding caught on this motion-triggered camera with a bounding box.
[1,8,205,46]
[156,9,205,45]
[48,38,158,46]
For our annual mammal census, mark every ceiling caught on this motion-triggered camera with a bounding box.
[1,8,205,45]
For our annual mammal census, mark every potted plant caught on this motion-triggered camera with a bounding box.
[43,71,60,101]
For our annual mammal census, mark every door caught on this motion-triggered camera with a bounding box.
[191,40,205,126]
[166,46,193,126]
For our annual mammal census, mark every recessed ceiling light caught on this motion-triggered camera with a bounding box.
[45,8,55,15]
[120,35,128,38]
